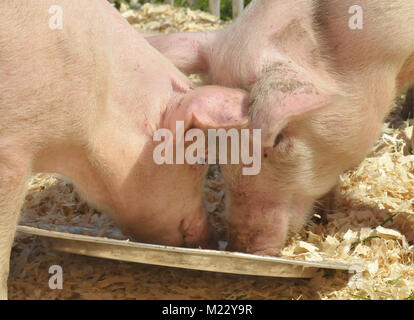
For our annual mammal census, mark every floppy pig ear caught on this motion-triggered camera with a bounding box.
[251,62,335,147]
[166,86,249,134]
[145,32,216,75]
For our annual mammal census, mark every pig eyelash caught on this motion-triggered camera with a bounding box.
[263,133,284,158]
[273,133,284,148]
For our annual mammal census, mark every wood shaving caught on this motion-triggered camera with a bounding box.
[120,3,228,34]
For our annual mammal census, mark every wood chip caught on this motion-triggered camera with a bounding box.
[293,241,319,254]
[376,226,403,240]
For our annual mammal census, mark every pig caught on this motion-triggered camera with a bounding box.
[0,0,249,299]
[147,0,414,255]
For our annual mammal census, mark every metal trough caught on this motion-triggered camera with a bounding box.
[17,225,356,279]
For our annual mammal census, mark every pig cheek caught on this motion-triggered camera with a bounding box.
[287,197,316,233]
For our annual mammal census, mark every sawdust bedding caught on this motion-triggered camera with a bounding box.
[8,3,414,300]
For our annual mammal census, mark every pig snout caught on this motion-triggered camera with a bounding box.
[119,206,211,248]
[225,189,314,256]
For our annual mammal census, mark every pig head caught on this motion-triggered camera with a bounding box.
[147,0,414,255]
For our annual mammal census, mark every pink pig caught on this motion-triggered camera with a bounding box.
[147,0,414,255]
[0,0,249,299]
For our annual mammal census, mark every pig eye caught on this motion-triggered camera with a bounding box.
[273,133,284,148]
[264,134,284,159]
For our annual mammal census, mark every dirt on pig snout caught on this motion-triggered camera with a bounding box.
[8,3,414,300]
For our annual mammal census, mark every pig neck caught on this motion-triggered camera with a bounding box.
[315,32,406,126]
[314,0,414,89]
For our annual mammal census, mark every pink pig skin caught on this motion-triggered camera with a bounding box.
[0,0,249,299]
[147,0,414,255]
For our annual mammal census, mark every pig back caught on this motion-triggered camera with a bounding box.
[0,1,108,144]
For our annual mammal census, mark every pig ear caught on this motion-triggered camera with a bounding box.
[251,63,335,147]
[166,86,249,133]
[145,32,215,74]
